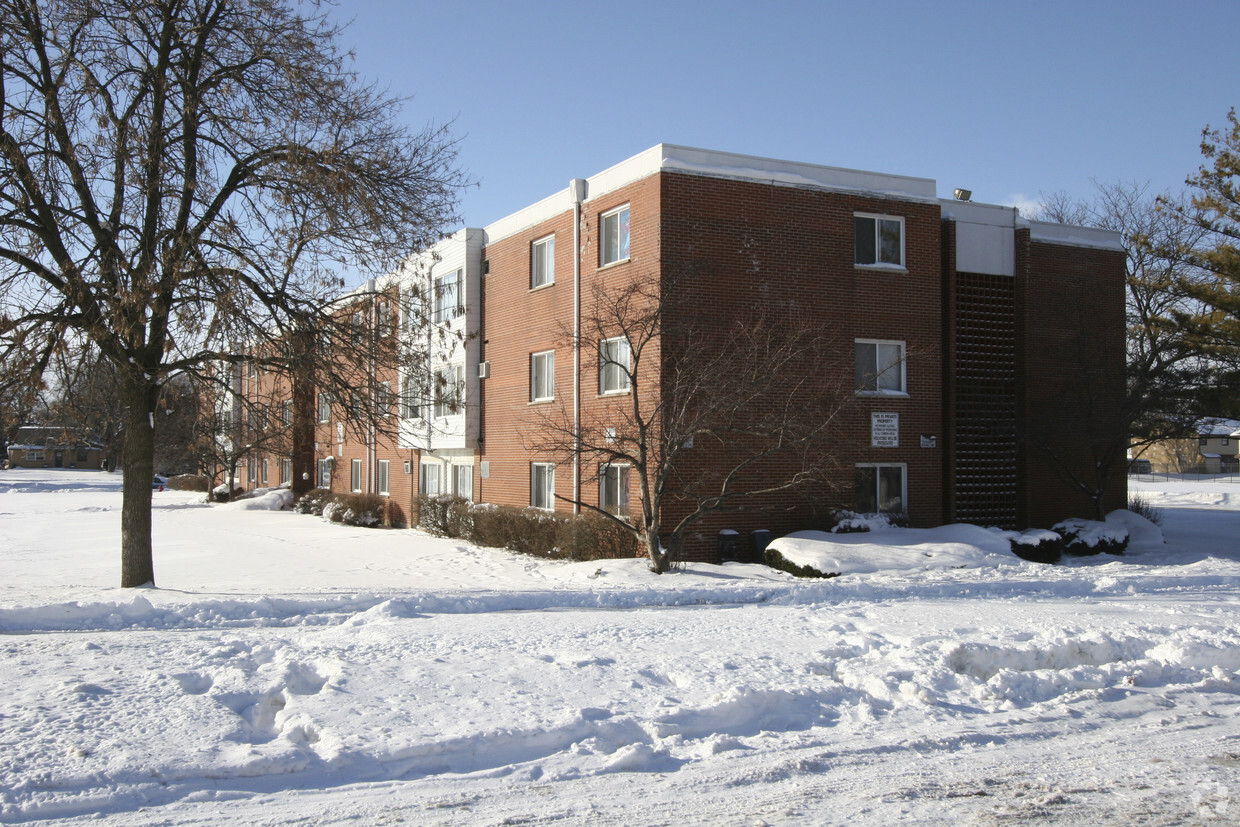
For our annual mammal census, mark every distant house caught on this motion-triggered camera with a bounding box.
[1138,418,1240,474]
[4,426,109,470]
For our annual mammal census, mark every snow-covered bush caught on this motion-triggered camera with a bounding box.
[293,488,332,515]
[323,493,385,527]
[460,504,639,561]
[830,510,904,534]
[1054,518,1129,556]
[763,547,839,579]
[418,494,473,538]
[1127,494,1164,527]
[1008,529,1064,564]
[167,474,209,492]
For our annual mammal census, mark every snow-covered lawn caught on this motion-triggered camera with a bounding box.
[1,470,1238,825]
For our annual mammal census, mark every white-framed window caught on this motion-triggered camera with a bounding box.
[433,364,464,418]
[248,457,256,483]
[351,311,364,344]
[350,458,362,493]
[600,336,631,394]
[400,373,419,419]
[281,458,292,485]
[854,213,904,267]
[601,205,631,266]
[317,392,331,423]
[856,463,906,515]
[419,462,441,496]
[531,350,555,402]
[855,339,906,394]
[531,235,555,288]
[377,381,392,418]
[261,458,269,486]
[282,399,293,426]
[531,462,555,510]
[317,458,332,488]
[28,450,44,462]
[378,460,390,496]
[433,269,462,324]
[453,464,473,501]
[378,301,393,338]
[600,463,630,518]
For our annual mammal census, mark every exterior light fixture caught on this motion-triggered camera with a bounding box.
[953,188,972,202]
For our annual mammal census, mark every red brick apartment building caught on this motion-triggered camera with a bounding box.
[229,145,1127,559]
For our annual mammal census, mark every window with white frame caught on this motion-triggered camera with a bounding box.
[317,392,331,422]
[400,374,419,419]
[531,235,555,288]
[433,270,461,324]
[378,301,392,337]
[433,364,464,418]
[351,311,364,344]
[453,464,473,501]
[378,460,390,496]
[282,399,293,426]
[317,458,332,488]
[854,214,904,267]
[248,457,256,483]
[531,462,555,510]
[419,462,441,496]
[261,458,269,486]
[600,464,630,517]
[531,350,555,402]
[350,458,362,493]
[601,205,630,266]
[599,336,631,394]
[855,339,906,394]
[377,381,391,417]
[281,458,292,485]
[28,449,44,462]
[856,463,906,515]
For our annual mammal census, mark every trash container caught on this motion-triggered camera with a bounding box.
[718,529,741,562]
[751,529,772,562]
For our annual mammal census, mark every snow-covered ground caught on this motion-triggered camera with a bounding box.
[1,470,1238,825]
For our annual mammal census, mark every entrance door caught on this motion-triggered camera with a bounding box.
[54,451,64,468]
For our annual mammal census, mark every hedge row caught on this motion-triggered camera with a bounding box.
[418,495,641,562]
[294,488,386,527]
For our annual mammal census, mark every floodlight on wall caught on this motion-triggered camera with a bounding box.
[953,188,972,202]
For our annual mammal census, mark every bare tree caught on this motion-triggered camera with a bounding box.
[0,0,465,585]
[528,269,849,573]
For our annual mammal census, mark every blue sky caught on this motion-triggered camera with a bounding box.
[331,0,1240,228]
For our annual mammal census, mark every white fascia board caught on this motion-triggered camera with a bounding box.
[1029,220,1124,252]
[939,200,1017,227]
[941,201,1017,277]
[659,144,939,202]
[483,144,941,246]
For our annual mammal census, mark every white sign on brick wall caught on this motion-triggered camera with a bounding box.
[871,412,899,447]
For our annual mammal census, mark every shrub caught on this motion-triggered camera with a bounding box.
[1054,518,1129,556]
[1127,494,1164,527]
[555,512,642,560]
[330,492,386,527]
[452,503,640,562]
[418,495,473,538]
[763,548,839,579]
[294,488,332,516]
[1009,529,1064,565]
[167,474,209,492]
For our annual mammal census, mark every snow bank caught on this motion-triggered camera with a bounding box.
[767,522,1019,576]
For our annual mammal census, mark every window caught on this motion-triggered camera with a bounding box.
[601,205,630,266]
[318,392,331,423]
[856,464,906,515]
[261,459,269,486]
[600,336,631,394]
[854,214,904,267]
[282,399,293,426]
[377,382,392,417]
[1199,436,1209,447]
[378,302,393,337]
[433,270,462,324]
[531,235,555,288]
[317,458,332,488]
[400,374,420,419]
[350,458,362,493]
[378,460,390,496]
[531,350,555,402]
[531,462,555,510]
[600,464,630,517]
[351,311,364,344]
[281,458,292,485]
[855,340,906,394]
[420,462,441,496]
[433,364,464,417]
[248,457,256,483]
[453,464,473,501]
[28,450,44,462]
[76,450,88,463]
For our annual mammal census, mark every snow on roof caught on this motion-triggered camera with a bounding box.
[1196,418,1240,436]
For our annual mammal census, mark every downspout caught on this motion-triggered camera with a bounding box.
[366,277,377,495]
[570,178,587,514]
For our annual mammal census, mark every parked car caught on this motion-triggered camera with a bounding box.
[1128,458,1152,474]
[152,475,167,491]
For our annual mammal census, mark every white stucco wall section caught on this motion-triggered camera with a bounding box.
[942,201,1017,277]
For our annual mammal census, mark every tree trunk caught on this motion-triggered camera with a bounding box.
[645,524,670,574]
[120,374,158,587]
